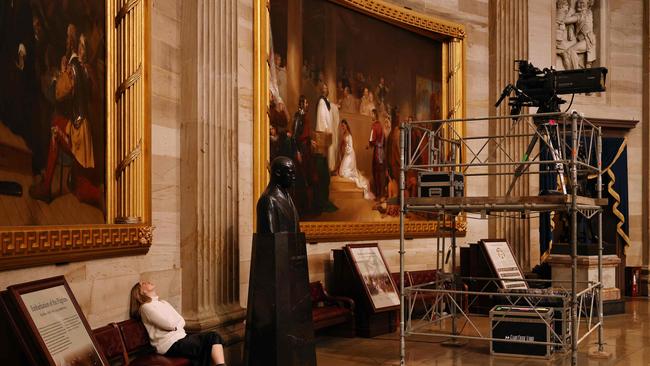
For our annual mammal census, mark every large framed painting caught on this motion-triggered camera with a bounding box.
[5,276,108,365]
[255,0,466,242]
[0,1,151,270]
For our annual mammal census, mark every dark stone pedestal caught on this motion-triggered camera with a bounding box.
[244,232,316,366]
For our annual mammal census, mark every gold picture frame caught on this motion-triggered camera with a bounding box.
[255,0,466,242]
[0,0,151,270]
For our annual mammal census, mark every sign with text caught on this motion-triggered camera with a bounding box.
[480,239,528,290]
[8,276,107,366]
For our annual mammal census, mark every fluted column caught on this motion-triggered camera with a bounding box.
[489,0,531,268]
[180,0,245,333]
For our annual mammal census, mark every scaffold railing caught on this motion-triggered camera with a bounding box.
[398,111,605,366]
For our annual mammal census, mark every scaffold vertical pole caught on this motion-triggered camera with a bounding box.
[399,125,406,365]
[597,126,604,352]
[451,214,457,337]
[570,111,579,366]
[436,215,441,272]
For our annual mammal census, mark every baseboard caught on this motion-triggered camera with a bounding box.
[603,299,625,315]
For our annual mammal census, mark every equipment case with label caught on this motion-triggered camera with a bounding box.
[489,305,554,359]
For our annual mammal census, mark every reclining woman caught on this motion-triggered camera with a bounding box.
[130,281,226,366]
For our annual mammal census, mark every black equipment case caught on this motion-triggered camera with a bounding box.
[490,305,554,359]
[417,171,464,198]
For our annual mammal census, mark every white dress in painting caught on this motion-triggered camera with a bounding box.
[338,133,375,200]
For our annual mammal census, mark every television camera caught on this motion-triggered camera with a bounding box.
[496,60,607,115]
[495,61,608,196]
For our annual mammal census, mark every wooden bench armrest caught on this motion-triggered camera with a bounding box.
[330,295,356,312]
[321,287,355,312]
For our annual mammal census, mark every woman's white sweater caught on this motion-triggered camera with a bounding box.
[140,297,187,354]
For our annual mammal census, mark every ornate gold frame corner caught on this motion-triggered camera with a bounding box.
[254,0,466,242]
[0,0,151,271]
[330,0,466,39]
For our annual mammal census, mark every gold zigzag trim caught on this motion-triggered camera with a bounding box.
[544,138,630,259]
[115,64,142,100]
[607,169,631,251]
[116,139,142,179]
[115,0,141,27]
[587,138,630,250]
[541,214,556,263]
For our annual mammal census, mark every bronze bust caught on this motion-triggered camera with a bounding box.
[256,156,300,234]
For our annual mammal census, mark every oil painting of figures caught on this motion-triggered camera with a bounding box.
[0,0,105,226]
[268,0,443,224]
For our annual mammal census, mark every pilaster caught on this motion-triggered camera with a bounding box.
[488,0,531,268]
[180,0,246,335]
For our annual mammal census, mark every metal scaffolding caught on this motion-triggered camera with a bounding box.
[398,111,605,365]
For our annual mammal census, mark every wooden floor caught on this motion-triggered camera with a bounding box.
[315,299,647,365]
[0,121,103,226]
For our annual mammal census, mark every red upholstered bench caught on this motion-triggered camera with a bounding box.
[117,319,190,366]
[390,272,412,289]
[392,270,468,319]
[407,269,438,287]
[93,323,128,365]
[310,281,355,337]
[93,319,190,366]
[391,270,439,316]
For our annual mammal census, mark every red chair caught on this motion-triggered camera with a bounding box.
[310,281,355,337]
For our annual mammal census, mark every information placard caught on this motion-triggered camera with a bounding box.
[8,276,107,366]
[480,239,528,290]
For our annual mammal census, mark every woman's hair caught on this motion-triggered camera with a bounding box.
[129,282,151,319]
[340,119,351,136]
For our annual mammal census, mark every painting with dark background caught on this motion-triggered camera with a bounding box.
[269,0,442,223]
[0,0,105,226]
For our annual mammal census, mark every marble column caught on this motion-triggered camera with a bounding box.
[488,0,531,268]
[180,0,246,336]
[286,0,303,118]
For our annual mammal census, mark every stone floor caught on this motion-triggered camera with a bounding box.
[315,299,650,365]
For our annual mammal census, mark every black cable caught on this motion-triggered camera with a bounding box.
[563,93,575,113]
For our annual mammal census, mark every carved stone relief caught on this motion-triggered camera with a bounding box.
[556,0,598,70]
